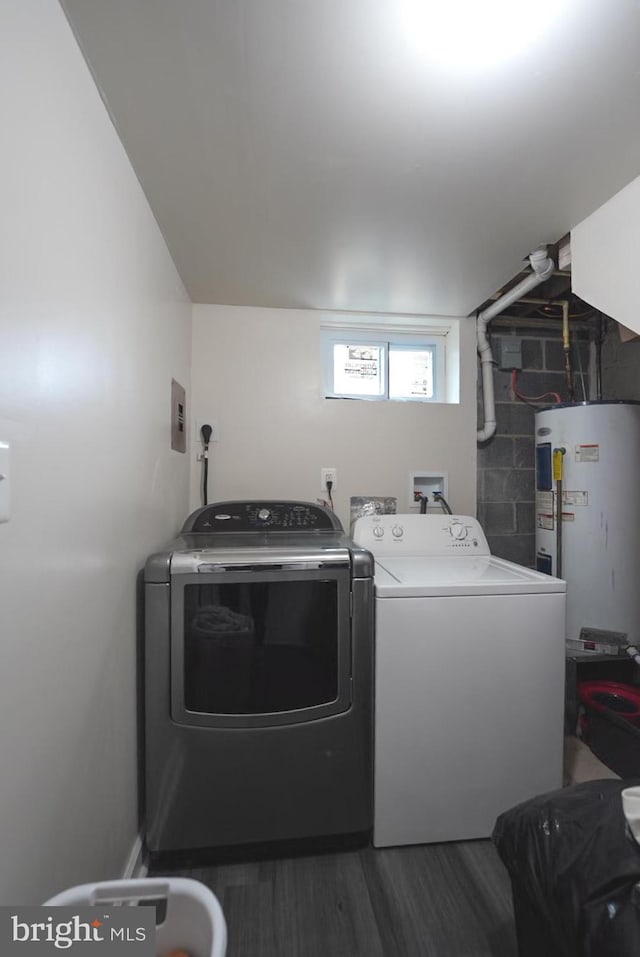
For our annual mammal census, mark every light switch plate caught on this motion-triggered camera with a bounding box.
[0,441,10,523]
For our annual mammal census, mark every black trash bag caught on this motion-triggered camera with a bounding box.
[492,778,640,957]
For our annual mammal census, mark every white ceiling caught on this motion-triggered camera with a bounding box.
[61,0,640,316]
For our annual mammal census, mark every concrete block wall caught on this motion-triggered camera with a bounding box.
[477,325,590,566]
[601,318,640,399]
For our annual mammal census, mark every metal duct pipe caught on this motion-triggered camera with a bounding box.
[477,246,555,443]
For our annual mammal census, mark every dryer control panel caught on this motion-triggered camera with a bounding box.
[352,514,490,556]
[184,500,343,533]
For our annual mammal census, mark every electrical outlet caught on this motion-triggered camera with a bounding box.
[194,419,218,443]
[321,467,337,491]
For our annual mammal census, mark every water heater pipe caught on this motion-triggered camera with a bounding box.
[553,447,566,577]
[561,300,575,400]
[477,246,555,442]
[487,294,576,398]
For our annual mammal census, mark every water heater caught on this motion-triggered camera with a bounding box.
[535,401,640,644]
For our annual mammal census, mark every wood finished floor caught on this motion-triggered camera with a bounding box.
[151,839,517,957]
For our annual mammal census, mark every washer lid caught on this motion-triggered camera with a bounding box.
[374,555,566,597]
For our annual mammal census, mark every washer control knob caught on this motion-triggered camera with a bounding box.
[373,526,385,538]
[257,508,271,522]
[449,521,467,540]
[392,525,404,538]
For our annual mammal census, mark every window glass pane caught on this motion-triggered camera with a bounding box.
[332,343,384,396]
[389,346,434,399]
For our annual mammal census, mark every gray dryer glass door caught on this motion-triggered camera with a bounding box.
[170,562,352,728]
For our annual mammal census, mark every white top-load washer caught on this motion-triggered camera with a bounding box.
[352,513,566,848]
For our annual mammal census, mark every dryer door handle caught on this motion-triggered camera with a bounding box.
[197,561,327,572]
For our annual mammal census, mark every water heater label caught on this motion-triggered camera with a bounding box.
[575,444,599,462]
[536,491,554,511]
[537,512,554,530]
[563,490,588,506]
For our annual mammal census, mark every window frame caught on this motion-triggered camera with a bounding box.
[322,326,446,403]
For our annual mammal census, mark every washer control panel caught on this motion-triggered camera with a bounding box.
[352,514,490,556]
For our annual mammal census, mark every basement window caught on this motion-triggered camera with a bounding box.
[322,319,456,402]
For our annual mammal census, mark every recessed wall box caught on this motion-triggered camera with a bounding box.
[409,471,449,512]
[171,379,186,453]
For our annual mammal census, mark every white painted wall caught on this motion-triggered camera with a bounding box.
[572,174,640,334]
[0,0,191,903]
[190,306,477,525]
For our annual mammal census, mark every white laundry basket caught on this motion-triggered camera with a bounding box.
[45,877,227,957]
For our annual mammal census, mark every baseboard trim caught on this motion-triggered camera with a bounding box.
[122,833,148,880]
